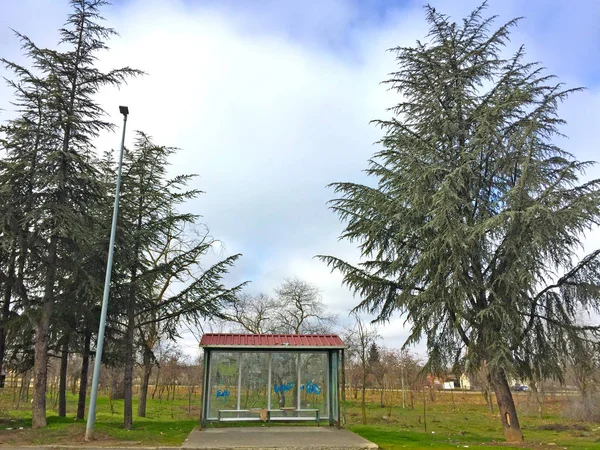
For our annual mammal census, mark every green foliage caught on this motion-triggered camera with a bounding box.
[368,342,380,369]
[320,1,600,390]
[112,131,244,336]
[0,0,239,430]
[0,4,142,428]
[101,131,244,427]
[0,0,142,349]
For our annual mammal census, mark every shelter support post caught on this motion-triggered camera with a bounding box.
[341,349,346,427]
[201,349,210,427]
[237,352,242,412]
[328,350,339,426]
[267,353,272,409]
[297,353,301,411]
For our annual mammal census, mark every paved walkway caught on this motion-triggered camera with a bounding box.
[181,426,378,450]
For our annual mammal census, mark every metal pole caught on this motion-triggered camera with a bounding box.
[327,352,331,425]
[85,107,129,441]
[341,349,346,426]
[267,354,272,409]
[297,354,301,412]
[201,350,210,427]
[401,363,406,409]
[206,352,213,420]
[237,352,242,411]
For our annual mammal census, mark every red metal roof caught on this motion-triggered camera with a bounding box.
[199,333,345,349]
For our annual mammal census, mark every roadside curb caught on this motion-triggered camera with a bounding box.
[0,447,181,450]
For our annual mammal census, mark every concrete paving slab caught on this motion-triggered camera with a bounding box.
[181,426,378,450]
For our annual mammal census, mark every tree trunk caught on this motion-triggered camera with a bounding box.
[58,335,69,417]
[50,374,57,409]
[16,371,27,409]
[34,24,77,425]
[530,380,543,419]
[538,381,544,419]
[137,345,153,417]
[361,375,367,424]
[12,373,18,403]
[77,331,91,420]
[71,375,77,395]
[423,394,427,432]
[111,371,125,399]
[123,307,135,429]
[401,371,406,408]
[490,367,524,443]
[487,388,494,413]
[0,248,16,377]
[32,229,59,428]
[32,299,52,428]
[124,172,144,429]
[151,365,160,399]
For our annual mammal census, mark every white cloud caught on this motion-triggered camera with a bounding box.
[89,0,430,358]
[1,0,598,361]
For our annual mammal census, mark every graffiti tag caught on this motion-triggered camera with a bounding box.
[301,380,322,395]
[273,382,294,394]
[216,389,230,399]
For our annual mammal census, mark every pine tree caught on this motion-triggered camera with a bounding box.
[0,0,141,427]
[0,82,53,380]
[0,174,14,379]
[320,3,600,442]
[114,132,242,428]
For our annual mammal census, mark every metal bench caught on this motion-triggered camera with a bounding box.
[267,408,320,425]
[217,409,263,422]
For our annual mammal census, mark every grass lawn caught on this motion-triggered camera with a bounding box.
[345,390,600,450]
[0,389,197,446]
[0,386,599,448]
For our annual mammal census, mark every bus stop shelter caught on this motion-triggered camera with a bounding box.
[199,334,345,427]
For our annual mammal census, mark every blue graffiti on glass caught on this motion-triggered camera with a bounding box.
[300,380,322,395]
[273,382,295,394]
[216,389,230,399]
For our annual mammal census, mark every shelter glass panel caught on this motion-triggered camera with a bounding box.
[269,351,328,419]
[270,352,298,411]
[239,352,269,410]
[299,352,328,417]
[208,351,239,419]
[206,349,332,422]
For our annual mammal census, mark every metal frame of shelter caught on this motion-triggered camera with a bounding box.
[199,334,346,427]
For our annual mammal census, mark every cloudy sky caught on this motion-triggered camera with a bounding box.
[1,0,599,358]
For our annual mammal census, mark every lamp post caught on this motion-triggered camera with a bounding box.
[85,106,129,440]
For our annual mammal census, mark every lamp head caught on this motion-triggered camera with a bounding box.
[119,105,129,116]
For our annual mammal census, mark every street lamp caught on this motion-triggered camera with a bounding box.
[85,106,129,440]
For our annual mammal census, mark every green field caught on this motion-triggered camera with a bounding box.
[0,386,599,449]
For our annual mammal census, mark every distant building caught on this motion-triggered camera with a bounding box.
[460,374,472,390]
[428,373,473,390]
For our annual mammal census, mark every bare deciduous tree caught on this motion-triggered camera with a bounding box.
[342,313,379,424]
[226,278,337,335]
[274,278,337,334]
[230,293,279,334]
